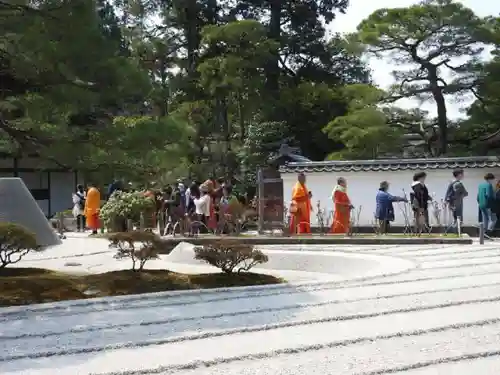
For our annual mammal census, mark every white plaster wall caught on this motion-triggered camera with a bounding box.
[282,168,500,226]
[50,172,77,215]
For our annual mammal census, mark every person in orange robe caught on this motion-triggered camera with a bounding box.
[84,183,101,235]
[331,177,352,234]
[289,173,311,234]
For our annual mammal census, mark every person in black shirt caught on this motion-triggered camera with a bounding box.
[411,171,430,232]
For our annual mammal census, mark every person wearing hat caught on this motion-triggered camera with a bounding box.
[194,183,211,229]
[375,181,407,234]
[202,179,218,230]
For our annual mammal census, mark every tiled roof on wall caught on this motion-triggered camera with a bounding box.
[279,156,500,173]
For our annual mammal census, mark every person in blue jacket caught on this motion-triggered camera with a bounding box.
[375,181,408,234]
[477,173,497,233]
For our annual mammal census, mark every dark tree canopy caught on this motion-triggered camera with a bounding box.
[352,0,496,155]
[0,0,498,185]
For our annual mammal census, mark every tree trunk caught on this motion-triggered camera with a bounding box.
[238,91,245,141]
[185,0,198,78]
[428,68,448,155]
[420,62,448,156]
[409,47,449,156]
[158,56,168,117]
[266,0,281,95]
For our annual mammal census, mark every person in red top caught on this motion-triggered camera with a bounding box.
[203,179,218,230]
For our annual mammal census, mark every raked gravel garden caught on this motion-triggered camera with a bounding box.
[2,234,500,374]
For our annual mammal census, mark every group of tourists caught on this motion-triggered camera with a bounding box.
[71,178,240,234]
[153,178,240,231]
[289,169,500,235]
[71,168,500,236]
[72,182,101,234]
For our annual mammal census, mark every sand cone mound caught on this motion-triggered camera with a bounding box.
[0,177,61,247]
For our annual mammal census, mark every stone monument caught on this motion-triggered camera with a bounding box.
[0,177,61,247]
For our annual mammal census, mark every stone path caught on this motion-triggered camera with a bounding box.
[2,240,500,374]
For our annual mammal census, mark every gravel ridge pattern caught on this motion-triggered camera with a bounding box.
[2,241,500,374]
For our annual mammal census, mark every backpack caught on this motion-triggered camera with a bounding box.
[410,186,419,210]
[444,181,456,205]
[76,192,85,210]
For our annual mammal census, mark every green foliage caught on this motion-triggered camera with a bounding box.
[198,20,278,94]
[323,85,404,159]
[239,121,290,187]
[81,115,191,182]
[194,240,268,274]
[100,191,155,228]
[453,19,500,153]
[352,0,496,155]
[109,231,163,271]
[0,223,39,269]
[0,0,151,157]
[5,0,499,180]
[0,0,369,180]
[275,53,365,161]
[468,52,500,128]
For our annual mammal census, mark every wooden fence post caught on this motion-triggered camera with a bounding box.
[257,168,264,234]
[139,212,145,230]
[57,212,64,235]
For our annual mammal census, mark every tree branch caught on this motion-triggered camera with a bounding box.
[0,0,62,18]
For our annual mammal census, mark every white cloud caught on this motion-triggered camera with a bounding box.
[328,0,500,118]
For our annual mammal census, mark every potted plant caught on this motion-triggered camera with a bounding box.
[99,191,155,232]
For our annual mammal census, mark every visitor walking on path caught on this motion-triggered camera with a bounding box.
[289,172,311,234]
[477,173,497,234]
[194,184,212,231]
[445,168,468,233]
[84,183,101,235]
[330,177,352,234]
[375,181,407,234]
[410,172,430,233]
[72,184,86,232]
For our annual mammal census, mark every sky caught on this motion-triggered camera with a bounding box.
[328,0,500,119]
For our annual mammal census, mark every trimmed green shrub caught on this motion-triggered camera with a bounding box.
[108,231,162,271]
[99,191,155,230]
[194,240,268,274]
[0,223,39,269]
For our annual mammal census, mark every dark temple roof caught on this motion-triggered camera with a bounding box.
[268,144,312,165]
[279,156,500,173]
